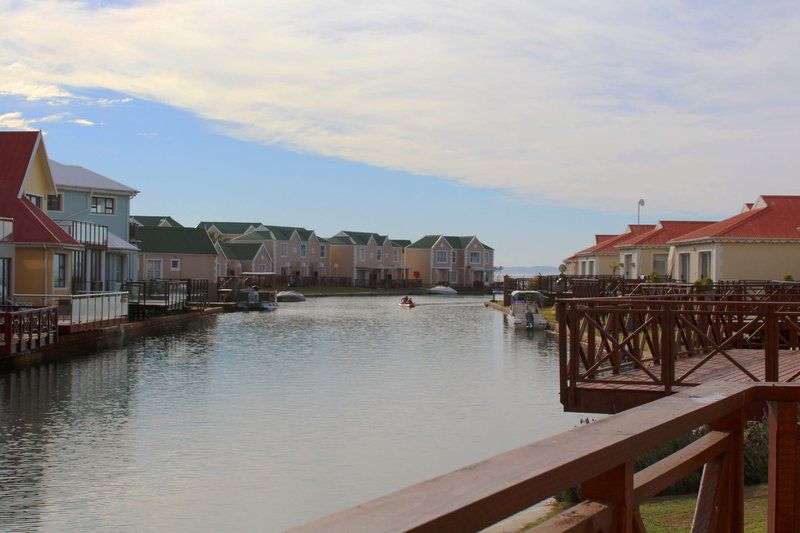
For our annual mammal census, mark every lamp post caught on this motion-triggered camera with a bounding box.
[637,198,645,226]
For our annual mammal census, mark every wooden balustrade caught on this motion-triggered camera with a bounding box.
[1,305,58,357]
[294,382,800,532]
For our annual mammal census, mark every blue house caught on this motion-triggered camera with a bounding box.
[48,160,140,291]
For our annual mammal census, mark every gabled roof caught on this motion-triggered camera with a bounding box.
[595,234,617,244]
[619,221,717,248]
[133,215,183,228]
[670,196,800,244]
[49,160,138,195]
[198,221,260,234]
[408,235,493,250]
[217,241,264,261]
[232,229,276,242]
[325,235,354,245]
[137,227,216,255]
[261,224,313,241]
[336,230,389,246]
[408,235,441,249]
[0,131,79,247]
[390,239,411,247]
[576,225,656,256]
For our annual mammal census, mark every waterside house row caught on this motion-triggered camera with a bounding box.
[326,231,409,284]
[564,195,800,282]
[404,235,494,287]
[226,224,331,278]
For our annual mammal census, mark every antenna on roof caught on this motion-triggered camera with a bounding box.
[637,198,645,226]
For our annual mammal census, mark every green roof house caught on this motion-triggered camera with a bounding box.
[137,226,220,285]
[405,235,495,287]
[231,224,330,277]
[132,215,183,228]
[327,231,410,282]
[215,241,273,276]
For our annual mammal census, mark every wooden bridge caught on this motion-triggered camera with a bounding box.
[558,284,800,414]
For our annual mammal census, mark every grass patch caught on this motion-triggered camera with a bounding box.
[640,484,767,532]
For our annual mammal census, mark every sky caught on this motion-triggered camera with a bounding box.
[1,1,799,266]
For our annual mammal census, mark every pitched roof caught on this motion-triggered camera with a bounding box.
[408,235,441,249]
[336,231,389,246]
[390,239,411,247]
[133,215,183,228]
[0,131,79,247]
[198,221,260,234]
[576,225,656,256]
[408,235,493,250]
[670,196,800,243]
[49,160,138,195]
[595,234,617,244]
[325,235,353,245]
[260,224,313,241]
[137,227,216,255]
[217,241,263,261]
[619,221,717,247]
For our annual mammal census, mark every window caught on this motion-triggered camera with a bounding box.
[679,253,691,283]
[281,243,287,257]
[25,194,42,209]
[450,270,457,282]
[484,252,489,263]
[699,251,712,280]
[0,258,11,304]
[436,250,448,263]
[624,254,634,278]
[53,253,67,288]
[652,254,668,277]
[145,259,162,280]
[451,251,457,263]
[580,261,586,275]
[358,247,366,262]
[170,258,181,271]
[320,245,326,259]
[470,251,481,263]
[300,243,307,258]
[393,249,399,262]
[376,248,383,261]
[588,260,595,276]
[258,263,267,272]
[91,196,115,214]
[47,194,63,211]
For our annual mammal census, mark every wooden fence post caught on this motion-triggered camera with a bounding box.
[708,409,745,532]
[661,305,674,393]
[768,401,800,532]
[766,307,779,382]
[558,299,568,406]
[581,461,634,532]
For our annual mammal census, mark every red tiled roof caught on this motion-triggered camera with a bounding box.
[576,225,656,256]
[595,234,616,244]
[620,220,717,247]
[670,196,800,243]
[0,131,79,246]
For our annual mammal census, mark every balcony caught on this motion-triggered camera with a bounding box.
[0,217,12,242]
[57,220,108,248]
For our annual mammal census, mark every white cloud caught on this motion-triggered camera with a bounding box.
[95,97,132,106]
[70,118,95,126]
[0,111,36,130]
[0,110,94,130]
[1,1,799,214]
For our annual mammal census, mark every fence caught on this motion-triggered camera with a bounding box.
[1,305,58,356]
[297,381,800,531]
[14,292,128,332]
[124,280,188,312]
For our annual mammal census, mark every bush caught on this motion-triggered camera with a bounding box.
[785,274,795,282]
[555,418,768,505]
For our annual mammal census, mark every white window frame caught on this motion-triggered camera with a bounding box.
[376,248,383,261]
[300,243,307,258]
[393,249,399,262]
[53,252,67,289]
[652,254,668,277]
[483,252,489,263]
[470,251,481,263]
[320,245,326,259]
[258,263,267,272]
[281,242,287,257]
[358,247,366,262]
[25,193,43,209]
[699,251,712,280]
[450,270,457,282]
[170,258,181,271]
[145,259,162,280]
[436,250,448,263]
[678,253,691,283]
[451,251,457,263]
[91,195,115,215]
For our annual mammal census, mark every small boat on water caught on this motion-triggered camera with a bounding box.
[429,285,458,295]
[398,302,416,309]
[507,290,547,330]
[277,290,306,302]
[236,287,278,312]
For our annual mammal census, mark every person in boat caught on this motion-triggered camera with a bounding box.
[401,296,410,304]
[407,297,414,305]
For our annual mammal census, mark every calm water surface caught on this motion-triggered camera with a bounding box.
[0,296,582,531]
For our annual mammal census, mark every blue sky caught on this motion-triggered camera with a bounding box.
[2,1,800,265]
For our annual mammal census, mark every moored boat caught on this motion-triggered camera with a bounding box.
[429,285,458,295]
[236,287,279,312]
[506,290,547,330]
[277,290,306,302]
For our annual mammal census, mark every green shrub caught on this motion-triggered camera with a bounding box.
[785,274,795,282]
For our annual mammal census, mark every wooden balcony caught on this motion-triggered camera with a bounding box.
[1,305,58,357]
[295,381,800,532]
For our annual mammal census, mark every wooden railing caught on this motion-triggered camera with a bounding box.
[558,294,800,409]
[1,306,58,356]
[295,381,800,531]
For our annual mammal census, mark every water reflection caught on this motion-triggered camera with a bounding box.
[0,297,581,531]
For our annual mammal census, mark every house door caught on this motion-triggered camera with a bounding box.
[145,259,162,280]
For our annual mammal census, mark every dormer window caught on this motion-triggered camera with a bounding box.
[25,194,43,209]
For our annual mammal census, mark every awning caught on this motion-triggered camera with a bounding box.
[107,231,139,253]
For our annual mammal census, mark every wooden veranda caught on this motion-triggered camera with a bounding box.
[558,285,800,414]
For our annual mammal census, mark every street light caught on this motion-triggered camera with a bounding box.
[637,198,645,226]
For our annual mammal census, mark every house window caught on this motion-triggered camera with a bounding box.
[281,243,287,257]
[451,251,457,263]
[258,264,266,272]
[623,253,634,278]
[450,270,457,282]
[53,253,67,288]
[25,194,43,209]
[436,250,448,263]
[0,258,10,304]
[358,247,366,262]
[652,254,668,277]
[393,249,399,262]
[588,260,595,276]
[170,258,181,271]
[91,196,115,214]
[47,194,63,211]
[145,259,162,280]
[483,252,489,263]
[678,253,691,283]
[300,243,307,257]
[470,251,481,263]
[376,248,383,261]
[320,245,326,259]
[580,261,586,275]
[699,251,712,280]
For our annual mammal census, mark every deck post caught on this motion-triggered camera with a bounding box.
[708,409,745,532]
[581,461,634,532]
[660,304,674,393]
[568,302,580,408]
[768,401,800,532]
[558,299,568,406]
[586,302,596,374]
[766,307,779,382]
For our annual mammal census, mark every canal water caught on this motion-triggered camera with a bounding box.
[0,296,582,531]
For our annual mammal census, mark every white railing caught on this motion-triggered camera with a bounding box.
[0,217,12,241]
[14,292,129,328]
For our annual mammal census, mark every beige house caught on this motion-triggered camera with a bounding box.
[564,235,616,275]
[232,225,331,278]
[668,196,800,282]
[215,241,273,276]
[327,231,409,283]
[137,227,219,287]
[616,221,716,279]
[405,235,494,286]
[574,225,655,276]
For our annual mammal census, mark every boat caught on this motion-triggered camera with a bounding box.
[429,285,458,295]
[398,302,416,309]
[506,290,548,330]
[235,288,278,312]
[277,290,306,302]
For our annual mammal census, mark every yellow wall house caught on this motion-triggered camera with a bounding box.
[667,196,800,282]
[574,225,655,276]
[0,131,82,297]
[616,221,716,279]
